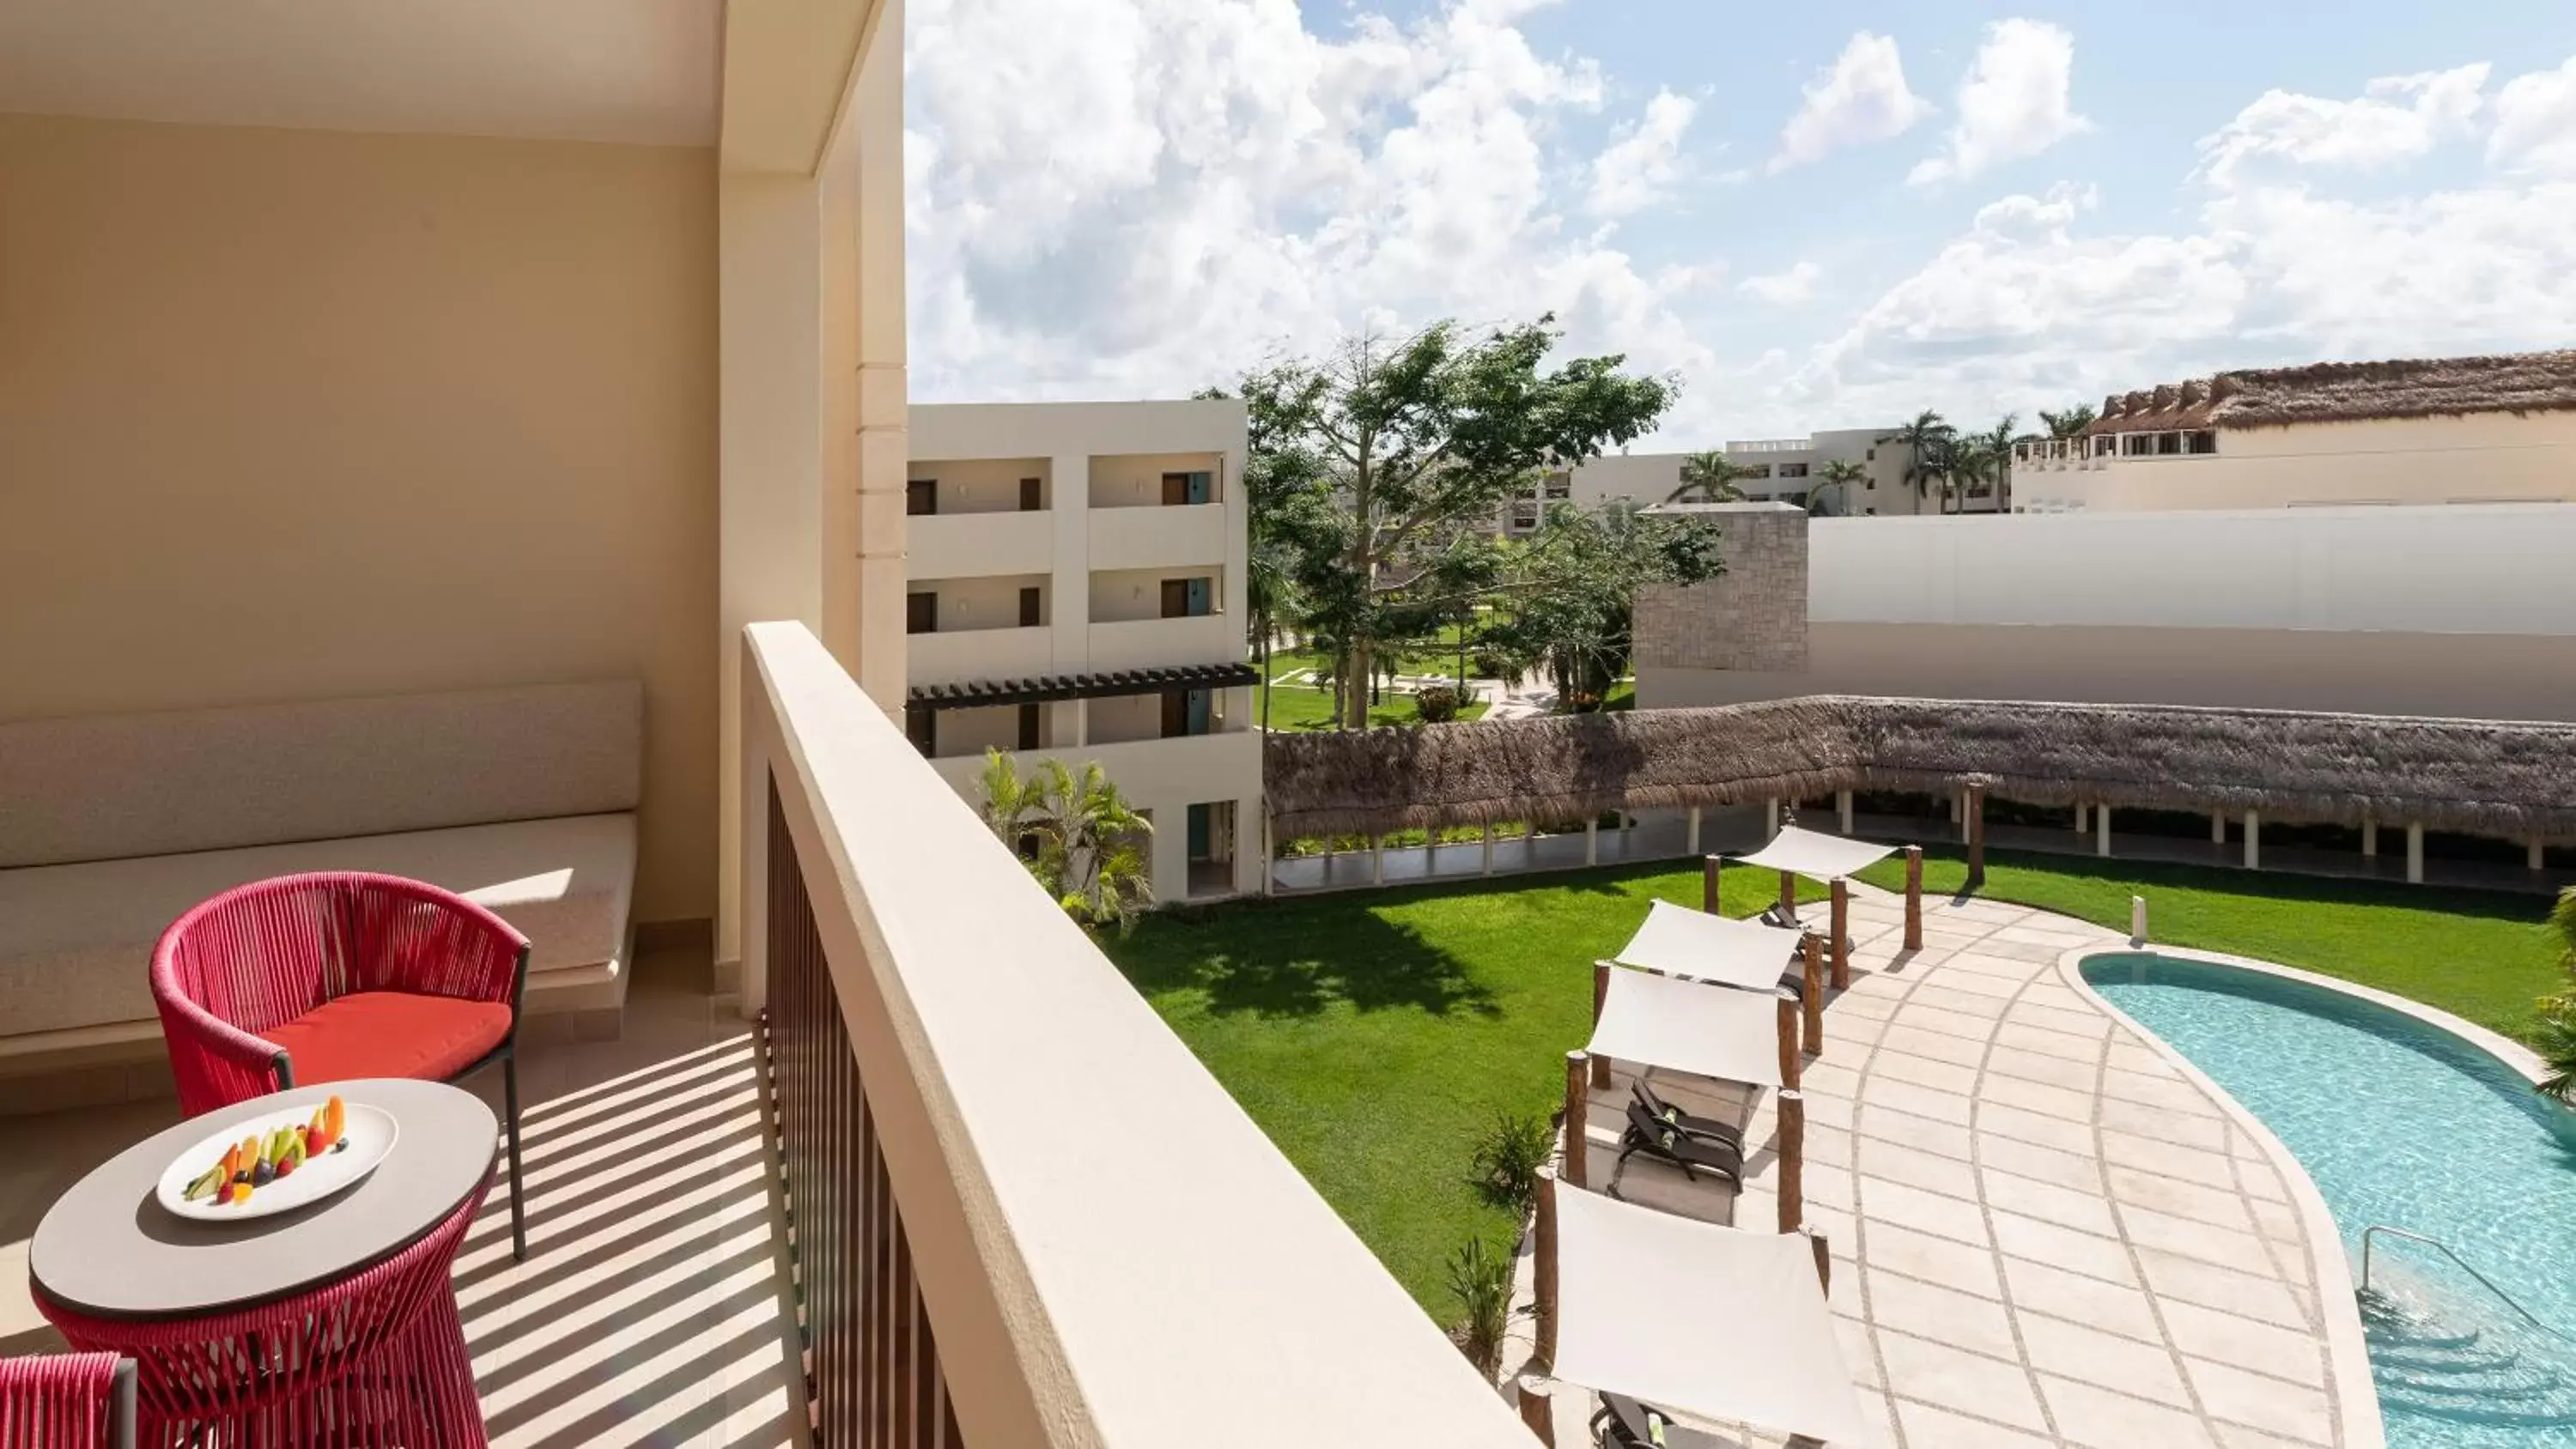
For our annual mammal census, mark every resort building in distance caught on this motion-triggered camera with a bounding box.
[1503,427,1943,530]
[2012,349,2576,511]
[904,400,1262,903]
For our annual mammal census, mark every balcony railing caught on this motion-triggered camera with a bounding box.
[910,510,1054,580]
[738,621,1532,1448]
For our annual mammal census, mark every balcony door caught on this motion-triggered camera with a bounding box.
[1018,586,1042,627]
[906,478,936,516]
[906,591,937,635]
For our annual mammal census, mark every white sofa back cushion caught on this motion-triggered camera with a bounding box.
[0,681,642,869]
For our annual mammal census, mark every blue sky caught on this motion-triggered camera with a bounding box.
[905,0,2576,444]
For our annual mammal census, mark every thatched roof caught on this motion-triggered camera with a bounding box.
[2088,349,2576,434]
[1265,697,2576,840]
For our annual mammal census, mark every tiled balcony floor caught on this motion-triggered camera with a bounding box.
[0,945,805,1449]
[1524,886,2362,1449]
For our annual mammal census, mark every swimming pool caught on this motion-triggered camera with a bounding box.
[2083,952,2576,1447]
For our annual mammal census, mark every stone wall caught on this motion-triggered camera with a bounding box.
[1635,504,1809,672]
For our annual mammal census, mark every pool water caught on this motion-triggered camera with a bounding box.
[2084,953,2576,1447]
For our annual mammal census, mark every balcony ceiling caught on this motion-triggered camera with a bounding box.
[0,0,723,146]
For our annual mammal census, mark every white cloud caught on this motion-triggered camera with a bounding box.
[2196,64,2487,187]
[2491,56,2576,175]
[1738,262,1822,304]
[1589,88,1698,218]
[905,0,1741,423]
[1907,19,2090,187]
[1768,32,1933,173]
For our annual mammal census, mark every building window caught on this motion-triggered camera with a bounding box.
[1740,464,1771,480]
[1162,470,1213,506]
[2189,430,2218,455]
[906,591,937,635]
[1018,586,1042,627]
[1159,577,1213,618]
[1541,470,1571,500]
[1777,463,1809,478]
[1019,476,1043,511]
[906,478,936,516]
[1510,500,1540,530]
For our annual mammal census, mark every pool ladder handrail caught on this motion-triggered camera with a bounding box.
[2360,1224,2573,1344]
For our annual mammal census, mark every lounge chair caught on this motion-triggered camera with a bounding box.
[1631,1080,1745,1154]
[1619,1101,1742,1185]
[1595,1391,1717,1449]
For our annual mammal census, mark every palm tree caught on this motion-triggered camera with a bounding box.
[1666,451,1753,504]
[1884,410,1957,514]
[1245,535,1299,731]
[1812,458,1867,517]
[2538,888,2576,1100]
[1030,760,1157,936]
[2038,404,2097,440]
[1960,414,2019,511]
[977,749,1048,856]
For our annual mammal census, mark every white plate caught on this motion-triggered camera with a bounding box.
[155,1103,398,1222]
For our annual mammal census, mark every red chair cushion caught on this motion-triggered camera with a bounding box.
[266,991,513,1087]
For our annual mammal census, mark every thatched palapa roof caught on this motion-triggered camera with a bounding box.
[1265,697,2576,840]
[2088,349,2576,434]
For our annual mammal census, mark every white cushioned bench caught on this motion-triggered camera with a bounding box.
[0,682,643,1106]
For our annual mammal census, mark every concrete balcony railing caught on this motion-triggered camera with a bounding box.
[738,621,1531,1446]
[1087,502,1226,572]
[928,727,1256,806]
[909,624,1054,687]
[910,509,1054,579]
[1086,614,1237,671]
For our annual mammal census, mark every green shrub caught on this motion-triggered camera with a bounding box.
[1446,1234,1520,1378]
[1414,684,1462,724]
[1469,1112,1553,1212]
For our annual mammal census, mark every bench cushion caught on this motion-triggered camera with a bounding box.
[0,814,634,1039]
[0,682,641,870]
[266,991,516,1087]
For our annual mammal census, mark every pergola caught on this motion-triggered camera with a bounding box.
[1719,823,1924,989]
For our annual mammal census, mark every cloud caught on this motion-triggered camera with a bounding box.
[2196,64,2487,187]
[1738,262,1822,304]
[2491,55,2576,175]
[1589,88,1698,217]
[1908,19,2090,187]
[1768,32,1933,173]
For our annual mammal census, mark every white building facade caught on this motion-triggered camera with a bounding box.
[906,401,1261,903]
[1504,427,1941,532]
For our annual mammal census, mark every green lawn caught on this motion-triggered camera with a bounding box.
[1103,846,2563,1321]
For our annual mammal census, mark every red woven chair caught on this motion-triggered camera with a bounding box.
[151,871,534,1260]
[0,1351,135,1449]
[37,1167,491,1447]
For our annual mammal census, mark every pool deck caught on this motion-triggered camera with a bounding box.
[1529,882,2376,1449]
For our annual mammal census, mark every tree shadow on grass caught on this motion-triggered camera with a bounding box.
[1114,895,1502,1020]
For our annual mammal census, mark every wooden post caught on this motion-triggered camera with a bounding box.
[1903,845,1923,951]
[1589,964,1613,1089]
[1829,878,1850,989]
[1776,993,1801,1092]
[1516,1379,1555,1447]
[1776,1088,1806,1234]
[1533,1169,1559,1372]
[1965,785,1987,889]
[1777,866,1797,920]
[1686,804,1702,856]
[1702,855,1722,914]
[1801,933,1826,1055]
[1563,1052,1589,1189]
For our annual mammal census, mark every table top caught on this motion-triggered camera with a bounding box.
[30,1077,496,1320]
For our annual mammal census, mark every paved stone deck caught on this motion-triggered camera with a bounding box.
[1530,884,2363,1449]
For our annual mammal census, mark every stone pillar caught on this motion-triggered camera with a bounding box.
[2095,803,2112,858]
[1686,805,1702,856]
[2362,817,2378,858]
[2212,809,2227,845]
[1584,819,1599,866]
[1765,798,1781,839]
[2245,809,2261,871]
[1481,823,1495,876]
[1838,790,1855,835]
[1371,836,1384,885]
[2407,822,2426,884]
[1562,1052,1589,1190]
[2074,802,2088,834]
[2532,837,2548,871]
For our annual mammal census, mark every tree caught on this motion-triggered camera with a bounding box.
[1885,409,1958,513]
[1473,500,1716,710]
[1812,458,1868,517]
[1959,414,2020,511]
[1224,315,1699,727]
[978,751,1157,935]
[1667,451,1753,504]
[2038,404,2098,440]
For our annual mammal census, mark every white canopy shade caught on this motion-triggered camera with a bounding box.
[1553,1184,1868,1446]
[1731,824,1897,882]
[1613,900,1797,993]
[1586,965,1783,1088]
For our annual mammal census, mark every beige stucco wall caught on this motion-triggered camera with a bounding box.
[2014,412,2576,512]
[0,112,720,920]
[1643,622,2576,723]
